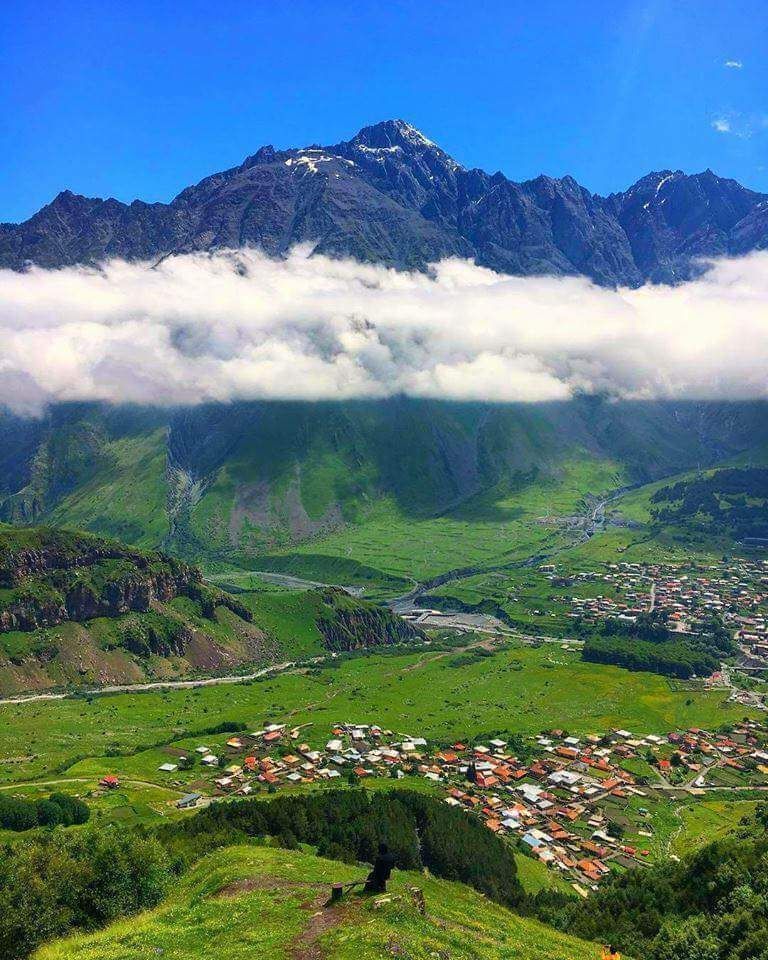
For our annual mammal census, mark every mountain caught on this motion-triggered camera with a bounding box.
[1,397,767,579]
[0,523,423,695]
[2,119,767,285]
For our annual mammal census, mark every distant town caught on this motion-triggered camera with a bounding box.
[561,558,767,650]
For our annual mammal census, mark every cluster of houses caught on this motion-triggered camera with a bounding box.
[554,558,767,646]
[164,722,431,797]
[154,715,768,892]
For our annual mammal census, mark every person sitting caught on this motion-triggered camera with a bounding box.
[602,946,621,960]
[364,842,396,893]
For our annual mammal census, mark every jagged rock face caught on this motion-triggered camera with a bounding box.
[0,533,197,588]
[0,529,206,633]
[0,567,199,633]
[316,588,425,651]
[2,120,767,285]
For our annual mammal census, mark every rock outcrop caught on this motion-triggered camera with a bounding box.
[0,526,245,633]
[316,588,425,651]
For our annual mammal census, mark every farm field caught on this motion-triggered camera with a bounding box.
[33,844,602,960]
[0,642,752,788]
[671,798,759,856]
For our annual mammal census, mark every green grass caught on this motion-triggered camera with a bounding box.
[34,844,602,960]
[45,430,171,548]
[0,643,754,787]
[671,800,758,856]
[273,458,627,589]
[514,852,574,896]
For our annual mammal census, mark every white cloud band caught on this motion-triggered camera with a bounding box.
[0,247,767,416]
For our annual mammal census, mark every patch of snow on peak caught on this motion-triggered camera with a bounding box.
[284,152,336,174]
[655,172,677,196]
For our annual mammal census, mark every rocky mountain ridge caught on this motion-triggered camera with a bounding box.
[0,526,241,633]
[0,524,429,695]
[3,119,767,285]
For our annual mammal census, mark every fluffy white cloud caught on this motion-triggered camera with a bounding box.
[724,59,743,68]
[0,247,767,416]
[712,117,732,133]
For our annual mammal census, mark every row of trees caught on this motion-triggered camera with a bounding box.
[159,788,522,908]
[577,611,733,679]
[0,791,89,832]
[2,787,521,959]
[582,634,719,679]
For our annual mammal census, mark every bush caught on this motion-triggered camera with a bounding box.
[0,826,170,960]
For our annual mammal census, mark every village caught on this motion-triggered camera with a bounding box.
[555,557,768,667]
[101,713,768,897]
[558,557,767,637]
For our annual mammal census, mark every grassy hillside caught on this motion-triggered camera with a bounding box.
[0,525,422,696]
[34,844,601,960]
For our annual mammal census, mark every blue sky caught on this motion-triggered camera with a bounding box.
[2,0,767,222]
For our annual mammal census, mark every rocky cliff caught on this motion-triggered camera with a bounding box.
[0,526,210,632]
[316,588,425,651]
[0,525,426,696]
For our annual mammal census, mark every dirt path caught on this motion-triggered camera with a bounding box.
[290,890,355,960]
[0,777,184,794]
[666,805,686,857]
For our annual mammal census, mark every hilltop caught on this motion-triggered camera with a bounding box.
[32,843,600,960]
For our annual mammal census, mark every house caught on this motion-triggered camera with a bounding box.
[99,775,120,789]
[158,763,178,772]
[522,832,544,850]
[177,792,202,809]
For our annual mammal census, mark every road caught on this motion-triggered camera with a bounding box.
[0,776,182,793]
[0,485,626,708]
[0,657,324,707]
[207,571,364,596]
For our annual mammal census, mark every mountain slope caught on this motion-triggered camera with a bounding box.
[3,119,767,285]
[33,844,602,960]
[0,525,423,695]
[1,397,766,578]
